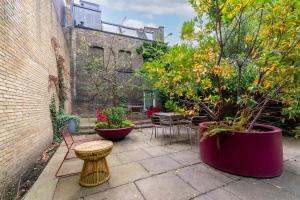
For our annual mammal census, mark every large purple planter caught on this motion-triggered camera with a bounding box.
[199,122,283,178]
[95,127,133,141]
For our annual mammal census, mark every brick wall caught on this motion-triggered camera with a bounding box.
[0,0,71,186]
[70,28,145,116]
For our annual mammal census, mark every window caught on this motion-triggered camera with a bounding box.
[118,50,132,73]
[90,46,104,65]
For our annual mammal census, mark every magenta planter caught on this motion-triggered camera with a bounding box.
[199,122,283,178]
[95,127,133,141]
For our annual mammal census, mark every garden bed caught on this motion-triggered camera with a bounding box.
[1,142,59,200]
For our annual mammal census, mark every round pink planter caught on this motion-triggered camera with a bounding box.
[95,127,133,141]
[199,122,283,178]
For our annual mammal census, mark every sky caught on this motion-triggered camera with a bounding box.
[74,0,196,45]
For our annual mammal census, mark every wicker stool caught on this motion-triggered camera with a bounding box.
[74,140,113,187]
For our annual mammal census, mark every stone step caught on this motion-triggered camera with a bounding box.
[77,128,96,134]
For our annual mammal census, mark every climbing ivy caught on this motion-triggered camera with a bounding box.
[50,95,80,141]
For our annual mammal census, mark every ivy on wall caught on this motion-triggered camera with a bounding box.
[50,37,67,112]
[49,37,80,141]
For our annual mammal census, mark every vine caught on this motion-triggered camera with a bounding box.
[50,95,80,141]
[51,37,67,112]
[49,38,79,141]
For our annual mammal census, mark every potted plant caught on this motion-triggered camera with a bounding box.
[140,1,299,177]
[95,107,135,141]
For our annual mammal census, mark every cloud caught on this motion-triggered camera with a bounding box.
[122,19,157,28]
[82,0,195,17]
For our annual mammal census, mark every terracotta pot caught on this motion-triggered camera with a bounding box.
[199,122,283,178]
[95,127,133,141]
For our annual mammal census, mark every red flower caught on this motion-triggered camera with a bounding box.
[96,109,107,122]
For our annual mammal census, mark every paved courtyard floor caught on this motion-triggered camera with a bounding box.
[24,128,300,200]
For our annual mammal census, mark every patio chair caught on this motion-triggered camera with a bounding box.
[184,116,207,148]
[146,106,161,118]
[128,106,144,132]
[150,115,166,141]
[55,126,100,177]
[159,115,184,144]
[129,106,143,120]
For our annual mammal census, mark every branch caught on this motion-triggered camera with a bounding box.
[240,8,264,67]
[247,85,282,130]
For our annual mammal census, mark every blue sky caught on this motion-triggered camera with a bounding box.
[75,0,195,45]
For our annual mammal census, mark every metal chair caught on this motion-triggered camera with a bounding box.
[128,106,144,132]
[55,126,100,177]
[129,106,143,120]
[150,116,165,141]
[159,115,184,144]
[184,116,207,148]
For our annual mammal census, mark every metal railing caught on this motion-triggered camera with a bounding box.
[73,4,159,41]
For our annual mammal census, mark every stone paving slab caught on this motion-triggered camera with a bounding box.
[56,159,83,177]
[117,149,152,164]
[135,172,198,200]
[223,179,299,200]
[283,138,300,160]
[175,164,234,194]
[53,175,111,200]
[263,170,300,197]
[25,129,300,200]
[169,150,200,166]
[143,145,169,157]
[139,155,183,174]
[194,188,241,200]
[108,162,149,187]
[106,154,122,167]
[84,183,144,200]
[284,156,300,175]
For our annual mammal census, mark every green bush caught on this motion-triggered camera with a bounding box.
[50,95,80,141]
[105,106,126,128]
[95,107,135,129]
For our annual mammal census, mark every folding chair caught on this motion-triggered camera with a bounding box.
[55,126,100,177]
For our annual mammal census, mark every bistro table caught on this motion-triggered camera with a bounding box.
[153,112,184,144]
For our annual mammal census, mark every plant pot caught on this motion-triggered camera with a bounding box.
[199,122,283,178]
[68,119,78,134]
[95,127,133,141]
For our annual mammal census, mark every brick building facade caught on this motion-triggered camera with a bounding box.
[0,0,163,188]
[0,0,71,187]
[69,1,164,116]
[70,28,147,116]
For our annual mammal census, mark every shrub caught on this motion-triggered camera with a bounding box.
[105,107,126,128]
[95,107,134,129]
[50,95,80,141]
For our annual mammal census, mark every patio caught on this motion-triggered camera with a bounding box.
[24,128,300,200]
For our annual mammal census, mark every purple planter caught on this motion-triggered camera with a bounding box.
[95,127,133,141]
[199,122,283,178]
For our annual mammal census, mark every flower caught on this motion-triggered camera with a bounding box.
[96,109,107,122]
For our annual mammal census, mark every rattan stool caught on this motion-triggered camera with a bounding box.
[74,140,113,187]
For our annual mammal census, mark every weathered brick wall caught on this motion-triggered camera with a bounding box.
[0,0,71,186]
[70,28,146,116]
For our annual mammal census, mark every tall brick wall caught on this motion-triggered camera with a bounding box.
[70,28,146,116]
[0,0,71,186]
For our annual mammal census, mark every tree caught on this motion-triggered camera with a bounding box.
[142,0,300,131]
[78,36,140,107]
